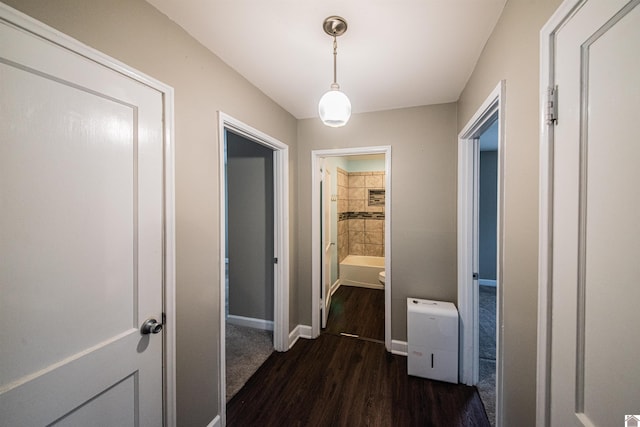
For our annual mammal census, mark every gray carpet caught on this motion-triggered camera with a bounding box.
[225,323,273,402]
[478,285,496,426]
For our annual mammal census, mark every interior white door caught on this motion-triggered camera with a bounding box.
[321,166,332,328]
[0,12,165,427]
[550,0,640,425]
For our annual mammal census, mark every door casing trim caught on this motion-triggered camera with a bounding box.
[457,81,505,426]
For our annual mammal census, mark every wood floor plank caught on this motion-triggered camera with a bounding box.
[227,334,489,426]
[324,285,385,341]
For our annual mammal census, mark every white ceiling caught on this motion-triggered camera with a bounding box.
[146,0,506,119]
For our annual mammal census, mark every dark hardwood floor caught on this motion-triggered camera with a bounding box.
[323,285,385,341]
[227,333,489,426]
[228,286,489,426]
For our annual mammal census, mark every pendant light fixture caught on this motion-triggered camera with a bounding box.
[318,16,351,127]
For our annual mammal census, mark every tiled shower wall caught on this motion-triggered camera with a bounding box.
[337,168,349,262]
[337,168,385,262]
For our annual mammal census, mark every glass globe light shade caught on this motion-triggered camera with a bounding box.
[318,88,351,127]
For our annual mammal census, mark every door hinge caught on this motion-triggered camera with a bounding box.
[546,85,558,126]
[273,257,278,264]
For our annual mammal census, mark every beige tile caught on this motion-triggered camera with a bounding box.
[338,170,348,186]
[349,231,364,244]
[338,200,348,213]
[349,200,365,211]
[366,205,384,213]
[349,243,364,256]
[348,175,365,188]
[349,219,364,231]
[365,231,383,244]
[365,219,384,231]
[341,237,349,249]
[364,244,384,257]
[338,246,348,263]
[348,188,365,200]
[365,175,383,188]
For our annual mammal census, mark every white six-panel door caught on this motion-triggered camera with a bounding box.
[0,9,166,426]
[547,0,640,425]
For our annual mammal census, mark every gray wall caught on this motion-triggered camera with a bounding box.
[479,150,497,281]
[226,131,274,321]
[2,1,299,425]
[297,104,458,340]
[457,0,563,424]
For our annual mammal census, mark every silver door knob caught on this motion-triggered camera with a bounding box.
[140,318,163,335]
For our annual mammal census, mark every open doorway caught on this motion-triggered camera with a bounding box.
[321,155,386,342]
[458,82,505,427]
[224,129,275,401]
[217,113,290,424]
[477,120,498,425]
[311,146,392,351]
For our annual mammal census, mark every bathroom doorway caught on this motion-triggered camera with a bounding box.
[311,146,392,350]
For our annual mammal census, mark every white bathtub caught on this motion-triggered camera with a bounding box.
[339,255,385,289]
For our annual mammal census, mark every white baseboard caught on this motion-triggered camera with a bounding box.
[206,415,221,427]
[227,314,274,331]
[391,339,408,356]
[341,280,384,290]
[288,324,312,349]
[479,279,496,287]
[330,279,341,295]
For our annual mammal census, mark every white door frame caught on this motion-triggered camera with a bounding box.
[0,4,177,426]
[457,81,505,424]
[311,146,392,351]
[536,1,586,425]
[217,112,290,422]
[321,163,332,329]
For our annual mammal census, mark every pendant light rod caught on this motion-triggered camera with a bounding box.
[323,16,347,87]
[333,36,338,86]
